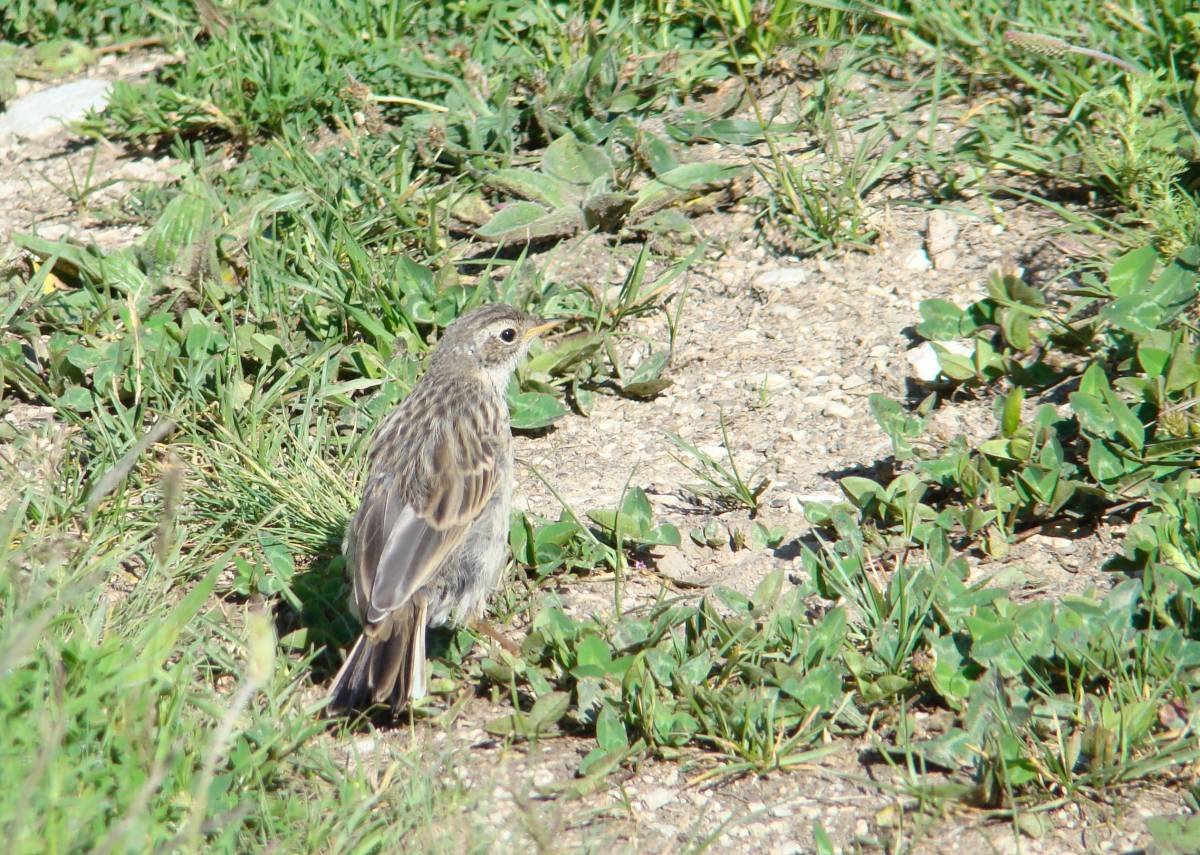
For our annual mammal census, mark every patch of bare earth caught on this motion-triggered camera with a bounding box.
[434,198,1179,853]
[0,50,177,256]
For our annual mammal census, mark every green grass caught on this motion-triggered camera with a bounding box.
[2,0,1200,849]
[0,439,485,853]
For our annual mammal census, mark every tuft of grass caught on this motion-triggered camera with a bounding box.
[0,447,482,851]
[668,412,771,514]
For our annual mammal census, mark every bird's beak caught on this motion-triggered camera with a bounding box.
[523,319,562,342]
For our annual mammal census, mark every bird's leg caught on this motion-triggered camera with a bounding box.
[471,619,522,655]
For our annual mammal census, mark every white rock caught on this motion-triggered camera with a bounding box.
[905,340,973,382]
[744,372,790,393]
[0,79,113,143]
[903,247,932,271]
[823,400,853,419]
[121,157,172,183]
[656,547,693,580]
[926,210,960,270]
[906,342,941,382]
[642,787,676,811]
[770,303,804,320]
[933,248,959,270]
[34,223,80,242]
[655,823,679,840]
[755,267,811,287]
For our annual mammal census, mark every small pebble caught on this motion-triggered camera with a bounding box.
[823,400,853,419]
[904,248,932,271]
[755,268,811,287]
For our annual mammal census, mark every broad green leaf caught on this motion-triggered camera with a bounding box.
[1101,293,1164,336]
[1146,815,1200,855]
[620,487,653,530]
[964,615,1022,676]
[476,203,583,243]
[998,307,1032,350]
[931,344,975,381]
[524,333,604,378]
[1001,386,1024,438]
[713,586,752,613]
[749,521,786,549]
[1136,340,1172,378]
[476,201,549,235]
[666,117,800,145]
[595,705,627,752]
[638,130,678,175]
[644,523,681,546]
[572,746,629,790]
[840,476,881,507]
[794,663,842,709]
[1077,362,1110,398]
[1106,244,1157,296]
[529,691,571,728]
[508,389,568,429]
[915,299,964,340]
[675,652,711,686]
[573,634,614,678]
[929,633,972,708]
[56,384,94,412]
[541,134,612,185]
[978,438,1016,460]
[1101,383,1144,450]
[486,168,579,208]
[751,568,784,611]
[1086,438,1127,483]
[1069,391,1115,438]
[620,350,671,398]
[65,344,102,371]
[630,162,742,214]
[1165,346,1200,393]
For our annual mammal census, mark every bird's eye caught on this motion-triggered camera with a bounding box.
[499,327,517,343]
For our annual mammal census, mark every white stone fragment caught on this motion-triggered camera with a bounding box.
[755,267,811,287]
[903,247,932,271]
[906,340,972,382]
[0,79,113,143]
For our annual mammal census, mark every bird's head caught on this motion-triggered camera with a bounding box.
[430,303,559,390]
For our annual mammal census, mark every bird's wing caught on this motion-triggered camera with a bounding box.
[349,405,501,625]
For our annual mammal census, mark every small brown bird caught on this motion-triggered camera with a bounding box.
[327,304,556,715]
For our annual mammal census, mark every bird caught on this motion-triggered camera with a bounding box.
[327,303,557,716]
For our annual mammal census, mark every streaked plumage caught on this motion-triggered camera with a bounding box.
[327,303,554,716]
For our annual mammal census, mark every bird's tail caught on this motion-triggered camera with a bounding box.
[326,599,427,716]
